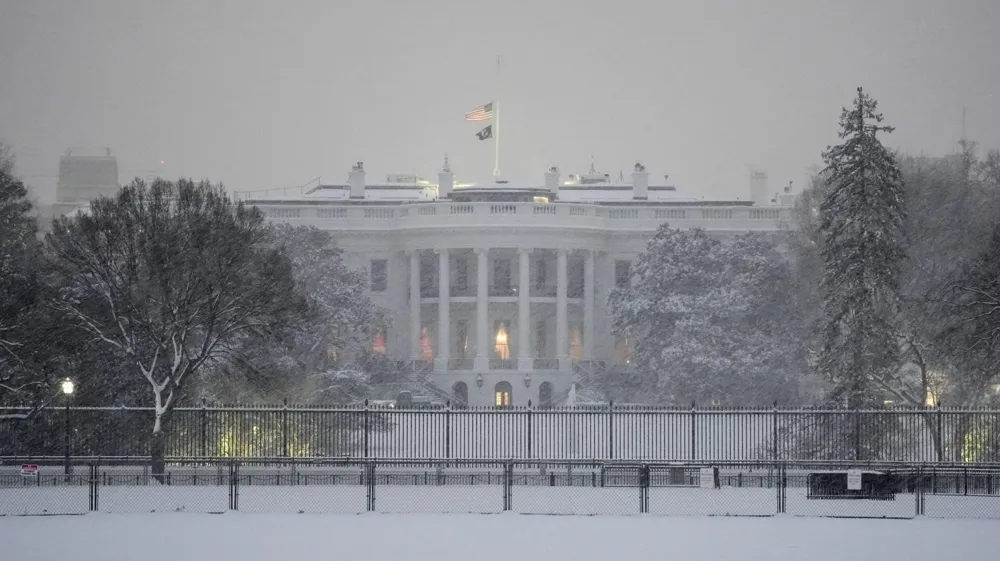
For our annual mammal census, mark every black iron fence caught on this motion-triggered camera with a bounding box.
[2,404,999,462]
[1,457,998,518]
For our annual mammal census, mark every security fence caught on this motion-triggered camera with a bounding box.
[1,457,998,519]
[1,404,999,462]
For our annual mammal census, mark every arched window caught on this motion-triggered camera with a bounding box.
[453,382,468,407]
[494,381,513,408]
[538,382,553,407]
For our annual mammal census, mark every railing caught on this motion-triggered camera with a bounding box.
[2,457,999,519]
[244,201,795,232]
[488,285,517,297]
[3,405,999,463]
[533,358,559,370]
[489,359,516,370]
[447,358,474,371]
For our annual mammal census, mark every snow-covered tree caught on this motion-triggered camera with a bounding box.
[196,223,388,404]
[608,226,812,405]
[817,87,906,407]
[0,144,47,412]
[45,178,305,474]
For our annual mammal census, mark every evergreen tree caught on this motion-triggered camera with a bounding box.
[818,88,906,407]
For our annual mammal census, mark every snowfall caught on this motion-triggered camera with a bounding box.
[0,513,996,561]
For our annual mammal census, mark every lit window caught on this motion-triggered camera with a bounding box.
[420,327,434,362]
[494,321,510,360]
[570,325,583,361]
[372,330,387,354]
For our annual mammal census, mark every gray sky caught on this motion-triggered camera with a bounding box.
[2,0,998,203]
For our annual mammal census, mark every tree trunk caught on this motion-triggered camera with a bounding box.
[150,409,173,483]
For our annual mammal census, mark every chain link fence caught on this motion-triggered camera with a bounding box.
[2,457,998,519]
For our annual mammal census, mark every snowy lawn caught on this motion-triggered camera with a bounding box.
[1,512,999,561]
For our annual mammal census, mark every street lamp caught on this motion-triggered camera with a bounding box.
[62,378,74,476]
[524,374,532,388]
[476,373,484,389]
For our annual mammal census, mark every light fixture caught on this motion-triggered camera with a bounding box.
[476,373,484,388]
[524,374,531,388]
[61,378,75,396]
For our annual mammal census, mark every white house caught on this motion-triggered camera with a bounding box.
[238,158,798,408]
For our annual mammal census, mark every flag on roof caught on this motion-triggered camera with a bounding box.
[475,125,493,140]
[465,102,494,122]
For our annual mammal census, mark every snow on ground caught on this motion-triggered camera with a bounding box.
[1,512,998,561]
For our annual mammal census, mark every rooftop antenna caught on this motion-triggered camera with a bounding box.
[443,153,451,172]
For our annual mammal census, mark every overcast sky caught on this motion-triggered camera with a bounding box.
[1,0,998,203]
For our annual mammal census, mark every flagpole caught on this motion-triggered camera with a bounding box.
[493,55,501,180]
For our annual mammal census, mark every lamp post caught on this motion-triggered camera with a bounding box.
[61,378,74,476]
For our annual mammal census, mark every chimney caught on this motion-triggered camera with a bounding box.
[545,166,560,198]
[349,161,365,199]
[750,170,768,205]
[631,162,648,200]
[438,154,454,199]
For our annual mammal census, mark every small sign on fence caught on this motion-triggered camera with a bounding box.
[846,469,862,490]
[699,467,715,489]
[20,464,39,477]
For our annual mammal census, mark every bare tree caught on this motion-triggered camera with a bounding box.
[45,178,305,474]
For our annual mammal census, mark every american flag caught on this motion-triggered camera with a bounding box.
[465,102,493,121]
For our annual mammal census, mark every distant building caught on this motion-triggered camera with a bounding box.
[51,147,119,219]
[236,158,799,407]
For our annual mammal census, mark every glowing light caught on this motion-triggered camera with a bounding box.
[159,160,165,165]
[60,378,74,395]
[494,324,510,360]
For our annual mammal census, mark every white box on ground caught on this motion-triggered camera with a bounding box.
[847,469,862,490]
[699,467,714,489]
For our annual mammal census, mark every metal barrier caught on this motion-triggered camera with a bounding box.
[3,404,999,462]
[1,457,998,519]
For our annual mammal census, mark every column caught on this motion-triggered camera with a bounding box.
[556,249,570,373]
[409,250,421,362]
[583,250,595,361]
[435,248,450,372]
[474,248,489,371]
[517,248,532,371]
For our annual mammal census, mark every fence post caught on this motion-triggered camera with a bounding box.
[853,408,862,461]
[690,401,697,460]
[936,403,944,462]
[608,401,614,460]
[640,464,650,514]
[366,461,376,512]
[363,400,370,459]
[282,398,289,458]
[445,401,452,461]
[199,398,207,458]
[88,463,98,512]
[526,400,532,460]
[772,401,779,461]
[503,460,513,511]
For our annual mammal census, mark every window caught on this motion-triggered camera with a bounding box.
[570,325,583,361]
[455,320,469,359]
[372,329,387,354]
[370,259,387,292]
[494,381,513,408]
[420,256,435,294]
[455,257,468,291]
[420,326,434,362]
[494,320,511,360]
[494,258,511,293]
[568,260,584,298]
[615,260,632,288]
[614,334,632,365]
[535,260,547,289]
[535,320,547,357]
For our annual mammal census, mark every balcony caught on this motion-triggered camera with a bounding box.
[489,284,518,297]
[529,285,557,298]
[448,358,475,371]
[533,358,559,370]
[489,359,516,370]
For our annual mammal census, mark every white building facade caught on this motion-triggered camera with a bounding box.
[241,160,798,408]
